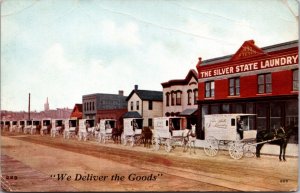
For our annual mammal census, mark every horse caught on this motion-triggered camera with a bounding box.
[112,127,123,144]
[256,124,295,161]
[182,124,197,154]
[141,127,153,148]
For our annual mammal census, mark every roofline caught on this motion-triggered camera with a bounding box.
[201,40,298,65]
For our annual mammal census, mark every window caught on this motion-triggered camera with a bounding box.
[193,89,198,105]
[166,92,170,106]
[205,81,215,98]
[229,77,240,96]
[176,91,181,105]
[148,118,153,127]
[171,91,175,106]
[293,69,298,91]
[130,101,133,111]
[258,73,272,94]
[136,101,139,110]
[187,90,192,105]
[149,100,153,110]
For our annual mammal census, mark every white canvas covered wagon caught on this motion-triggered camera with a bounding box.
[10,121,18,132]
[203,114,257,159]
[98,119,116,143]
[63,118,77,139]
[41,119,51,135]
[78,119,95,141]
[153,117,185,152]
[31,120,41,135]
[24,120,32,134]
[51,119,64,137]
[17,120,25,133]
[122,118,143,146]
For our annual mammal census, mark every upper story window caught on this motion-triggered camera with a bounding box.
[193,89,198,105]
[130,101,133,111]
[136,101,140,110]
[166,92,170,106]
[293,69,298,91]
[149,100,153,110]
[176,91,182,105]
[187,90,192,105]
[229,77,240,96]
[205,81,215,98]
[171,91,175,106]
[258,73,272,94]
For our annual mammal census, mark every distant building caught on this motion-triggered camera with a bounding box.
[82,90,127,122]
[123,85,163,128]
[161,69,199,129]
[70,104,83,119]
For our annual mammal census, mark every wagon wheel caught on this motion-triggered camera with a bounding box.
[130,136,134,147]
[153,138,160,151]
[243,143,256,158]
[102,135,106,144]
[123,136,127,146]
[165,139,172,153]
[204,136,219,157]
[229,141,244,160]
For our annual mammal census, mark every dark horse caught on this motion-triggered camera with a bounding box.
[112,127,123,144]
[141,127,153,148]
[256,124,295,161]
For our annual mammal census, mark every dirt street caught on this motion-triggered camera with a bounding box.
[1,133,298,192]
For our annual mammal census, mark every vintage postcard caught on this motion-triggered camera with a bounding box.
[1,0,298,192]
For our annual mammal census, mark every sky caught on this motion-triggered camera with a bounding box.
[1,0,298,112]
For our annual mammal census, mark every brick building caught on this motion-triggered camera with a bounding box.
[196,40,298,144]
[82,91,127,124]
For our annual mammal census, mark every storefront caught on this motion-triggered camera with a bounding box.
[196,40,298,144]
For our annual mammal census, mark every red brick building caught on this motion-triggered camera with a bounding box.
[70,104,83,119]
[196,40,298,143]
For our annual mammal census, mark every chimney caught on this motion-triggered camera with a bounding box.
[134,85,138,91]
[118,90,124,96]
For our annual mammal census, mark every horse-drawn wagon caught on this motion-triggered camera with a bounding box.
[122,118,143,146]
[203,114,257,159]
[63,118,78,139]
[24,120,32,134]
[10,121,18,132]
[98,119,116,143]
[78,119,95,141]
[51,119,64,137]
[17,120,25,133]
[153,117,185,152]
[41,119,51,135]
[31,120,41,135]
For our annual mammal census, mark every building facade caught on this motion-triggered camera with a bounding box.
[82,91,127,122]
[70,104,83,119]
[161,69,199,129]
[124,85,163,128]
[196,40,298,144]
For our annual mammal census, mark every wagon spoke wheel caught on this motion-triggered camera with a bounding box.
[204,136,219,157]
[229,141,244,160]
[243,143,256,158]
[165,139,172,152]
[130,136,135,147]
[153,138,160,151]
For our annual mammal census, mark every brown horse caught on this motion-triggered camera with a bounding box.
[141,127,153,148]
[256,124,296,161]
[112,127,123,144]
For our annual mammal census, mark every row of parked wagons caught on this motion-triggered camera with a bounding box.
[1,114,258,160]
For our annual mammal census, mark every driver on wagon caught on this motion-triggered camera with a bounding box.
[237,117,244,140]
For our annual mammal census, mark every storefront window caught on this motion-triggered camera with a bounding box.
[231,103,243,113]
[246,103,254,113]
[286,100,298,144]
[270,102,282,130]
[256,103,267,132]
[221,104,230,114]
[211,104,219,114]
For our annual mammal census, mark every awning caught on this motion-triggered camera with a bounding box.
[179,108,197,116]
[122,111,142,118]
